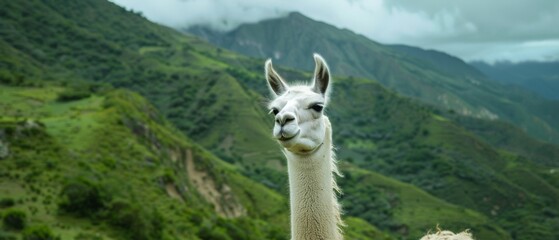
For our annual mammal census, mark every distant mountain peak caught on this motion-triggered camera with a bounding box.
[265,11,325,28]
[287,11,306,18]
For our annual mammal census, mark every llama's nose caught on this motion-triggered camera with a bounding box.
[276,113,296,126]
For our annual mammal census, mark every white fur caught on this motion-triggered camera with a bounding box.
[266,54,343,240]
[420,230,474,240]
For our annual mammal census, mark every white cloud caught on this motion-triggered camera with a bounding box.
[111,0,288,30]
[110,0,559,63]
[443,40,559,63]
[111,0,474,43]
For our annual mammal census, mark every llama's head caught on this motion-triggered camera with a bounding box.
[265,54,331,155]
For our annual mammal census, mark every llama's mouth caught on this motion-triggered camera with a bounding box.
[278,129,300,141]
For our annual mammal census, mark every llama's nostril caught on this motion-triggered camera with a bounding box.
[285,116,294,123]
[276,113,295,126]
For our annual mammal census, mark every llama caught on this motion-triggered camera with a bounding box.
[264,54,474,240]
[265,54,342,240]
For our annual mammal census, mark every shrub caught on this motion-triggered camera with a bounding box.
[107,200,163,240]
[2,209,26,230]
[74,232,103,240]
[59,179,107,217]
[0,70,14,84]
[22,225,60,240]
[56,89,91,102]
[0,198,15,208]
[198,219,231,240]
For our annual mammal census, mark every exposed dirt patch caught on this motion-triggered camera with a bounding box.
[168,147,180,163]
[185,148,246,218]
[165,183,184,203]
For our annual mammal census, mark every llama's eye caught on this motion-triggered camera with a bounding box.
[269,108,279,116]
[310,104,324,112]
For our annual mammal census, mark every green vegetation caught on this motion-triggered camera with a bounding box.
[3,209,27,230]
[328,77,559,239]
[59,178,107,217]
[338,166,508,239]
[0,231,18,240]
[0,1,558,239]
[0,199,15,209]
[0,85,289,239]
[56,88,92,102]
[22,225,60,240]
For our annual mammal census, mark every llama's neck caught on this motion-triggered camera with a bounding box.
[284,117,342,240]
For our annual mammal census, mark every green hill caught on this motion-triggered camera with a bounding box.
[1,1,558,239]
[0,84,510,240]
[328,76,558,239]
[0,85,289,239]
[186,12,559,145]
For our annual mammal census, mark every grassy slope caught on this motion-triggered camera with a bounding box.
[327,77,559,239]
[0,85,291,239]
[340,165,510,239]
[451,115,559,167]
[0,1,558,239]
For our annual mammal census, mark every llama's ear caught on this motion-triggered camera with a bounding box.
[312,53,330,96]
[265,59,288,96]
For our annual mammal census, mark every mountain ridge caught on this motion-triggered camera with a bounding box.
[186,11,559,145]
[471,60,559,100]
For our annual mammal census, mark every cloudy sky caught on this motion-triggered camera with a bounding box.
[111,0,559,63]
